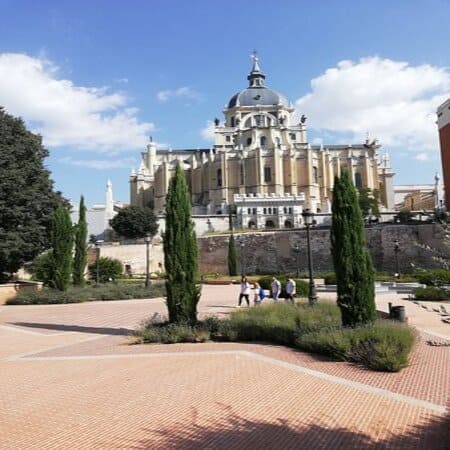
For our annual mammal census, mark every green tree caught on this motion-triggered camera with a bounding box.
[331,170,376,327]
[88,256,123,283]
[358,188,380,218]
[228,233,238,276]
[110,205,159,240]
[51,207,74,291]
[0,108,66,281]
[163,163,200,324]
[72,196,87,286]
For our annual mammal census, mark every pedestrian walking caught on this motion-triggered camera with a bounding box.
[238,276,251,307]
[271,276,281,302]
[285,276,296,303]
[253,282,266,305]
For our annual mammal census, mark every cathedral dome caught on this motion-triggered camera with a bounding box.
[227,53,289,109]
[228,87,289,108]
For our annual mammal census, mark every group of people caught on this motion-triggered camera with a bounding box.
[238,276,296,307]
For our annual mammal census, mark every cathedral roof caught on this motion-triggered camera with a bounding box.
[227,53,289,109]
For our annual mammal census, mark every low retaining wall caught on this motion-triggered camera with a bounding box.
[0,281,43,305]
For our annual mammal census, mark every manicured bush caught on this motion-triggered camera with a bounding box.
[88,257,123,283]
[6,283,166,305]
[323,272,337,285]
[415,269,450,287]
[414,286,450,301]
[257,275,309,297]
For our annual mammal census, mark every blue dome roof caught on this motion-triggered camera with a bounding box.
[228,87,289,108]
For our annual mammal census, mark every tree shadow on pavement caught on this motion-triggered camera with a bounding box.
[129,405,450,450]
[10,322,132,336]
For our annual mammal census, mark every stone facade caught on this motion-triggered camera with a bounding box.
[130,55,395,229]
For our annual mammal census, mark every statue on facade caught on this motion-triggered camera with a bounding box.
[214,117,220,126]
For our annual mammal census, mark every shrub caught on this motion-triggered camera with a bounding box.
[137,321,210,344]
[6,283,166,305]
[374,272,418,283]
[323,272,336,285]
[296,322,416,372]
[88,257,123,283]
[257,275,309,297]
[414,286,450,301]
[29,251,54,285]
[415,269,450,287]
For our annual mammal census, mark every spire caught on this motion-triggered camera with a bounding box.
[248,51,266,87]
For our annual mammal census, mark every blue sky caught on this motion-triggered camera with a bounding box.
[1,0,449,205]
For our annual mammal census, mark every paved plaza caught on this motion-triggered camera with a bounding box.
[0,286,449,449]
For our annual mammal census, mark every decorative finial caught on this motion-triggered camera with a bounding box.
[149,135,153,142]
[251,50,259,64]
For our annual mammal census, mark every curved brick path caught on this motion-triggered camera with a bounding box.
[0,286,448,449]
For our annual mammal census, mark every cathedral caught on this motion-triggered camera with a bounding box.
[130,55,395,229]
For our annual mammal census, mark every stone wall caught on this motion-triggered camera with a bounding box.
[0,281,43,305]
[198,223,449,275]
[95,224,449,277]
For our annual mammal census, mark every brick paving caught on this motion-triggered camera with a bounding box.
[0,285,449,449]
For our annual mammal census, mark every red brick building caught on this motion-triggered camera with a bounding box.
[438,99,450,210]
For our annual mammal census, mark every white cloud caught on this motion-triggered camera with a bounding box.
[414,152,430,161]
[200,120,215,141]
[0,53,154,152]
[156,86,201,103]
[59,156,137,170]
[295,57,450,154]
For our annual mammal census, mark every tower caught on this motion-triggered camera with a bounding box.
[437,99,450,210]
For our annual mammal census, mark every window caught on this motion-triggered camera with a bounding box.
[255,115,262,126]
[263,207,267,214]
[252,208,257,214]
[230,117,235,127]
[264,167,272,182]
[240,163,244,185]
[217,169,222,187]
[273,207,278,214]
[246,137,252,146]
[284,220,293,228]
[288,207,292,214]
[275,137,281,148]
[290,133,296,140]
[313,166,319,184]
[354,173,362,189]
[268,207,272,214]
[226,135,231,142]
[283,207,287,214]
[265,220,275,228]
[260,136,267,147]
[247,208,251,214]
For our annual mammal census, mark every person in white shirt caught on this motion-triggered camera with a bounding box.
[285,277,296,303]
[271,277,281,302]
[238,276,251,307]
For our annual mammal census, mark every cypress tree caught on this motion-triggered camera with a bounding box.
[228,233,238,276]
[330,170,376,327]
[51,206,74,291]
[163,163,200,324]
[73,195,87,286]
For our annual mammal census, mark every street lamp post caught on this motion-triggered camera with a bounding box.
[302,209,317,305]
[393,240,400,277]
[239,238,246,277]
[145,235,152,287]
[294,244,300,278]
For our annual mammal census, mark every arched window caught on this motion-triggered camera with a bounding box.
[260,136,267,147]
[246,137,252,146]
[284,220,293,228]
[263,207,267,214]
[354,173,362,189]
[248,220,256,229]
[265,220,275,228]
[217,169,222,187]
[275,137,281,148]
